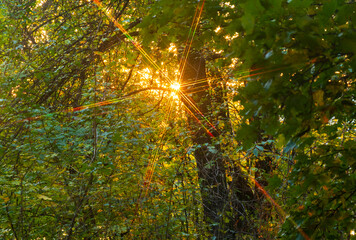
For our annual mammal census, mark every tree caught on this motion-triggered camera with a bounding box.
[179,50,257,239]
[1,0,355,239]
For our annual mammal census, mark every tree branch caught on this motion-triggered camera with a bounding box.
[123,87,172,98]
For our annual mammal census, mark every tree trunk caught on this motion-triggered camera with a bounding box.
[181,51,255,239]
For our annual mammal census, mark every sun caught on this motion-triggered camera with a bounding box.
[169,82,181,100]
[170,82,181,91]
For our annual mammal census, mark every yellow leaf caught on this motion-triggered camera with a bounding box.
[93,51,103,55]
[37,194,52,201]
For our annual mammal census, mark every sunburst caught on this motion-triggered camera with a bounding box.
[170,82,180,91]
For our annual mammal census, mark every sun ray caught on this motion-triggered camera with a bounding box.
[245,174,311,240]
[91,0,217,136]
[131,89,176,227]
[182,104,215,137]
[178,90,219,133]
[10,64,294,128]
[177,0,205,84]
[92,0,162,72]
[9,95,136,126]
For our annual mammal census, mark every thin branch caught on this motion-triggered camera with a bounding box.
[137,93,165,117]
[97,18,141,52]
[123,87,172,97]
[121,54,140,91]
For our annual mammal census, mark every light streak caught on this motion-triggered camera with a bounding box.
[179,90,219,135]
[253,178,310,240]
[178,65,287,89]
[132,92,176,229]
[12,96,134,125]
[236,164,311,240]
[92,0,161,71]
[237,66,290,80]
[177,0,205,84]
[253,178,286,221]
[176,63,288,135]
[182,104,215,137]
[143,98,174,194]
[171,0,218,135]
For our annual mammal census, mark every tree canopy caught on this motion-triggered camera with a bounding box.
[0,0,355,239]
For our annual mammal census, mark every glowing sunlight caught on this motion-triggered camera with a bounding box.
[170,82,181,91]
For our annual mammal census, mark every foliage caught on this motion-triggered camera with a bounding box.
[231,1,356,239]
[1,0,355,239]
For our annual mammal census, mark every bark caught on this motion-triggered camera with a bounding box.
[181,51,255,239]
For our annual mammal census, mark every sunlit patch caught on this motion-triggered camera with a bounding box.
[168,43,177,54]
[229,57,240,68]
[351,230,355,236]
[37,0,46,7]
[224,32,239,41]
[137,68,152,83]
[212,48,223,54]
[160,121,169,128]
[220,2,235,9]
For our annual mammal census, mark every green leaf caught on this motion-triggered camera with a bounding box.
[241,13,255,35]
[270,0,282,9]
[253,148,259,157]
[289,0,313,9]
[256,145,264,151]
[240,0,264,35]
[284,140,297,153]
[268,175,282,190]
[276,134,286,149]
